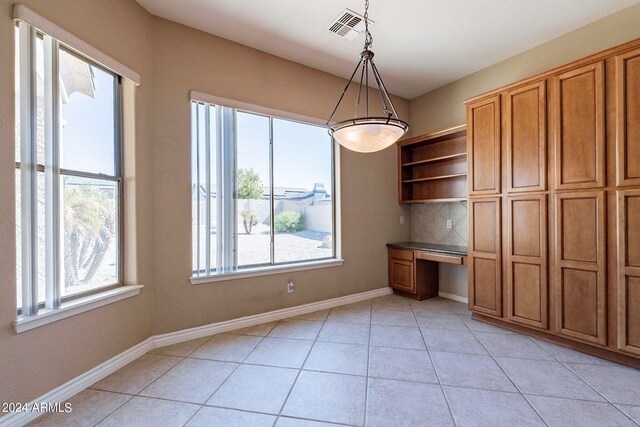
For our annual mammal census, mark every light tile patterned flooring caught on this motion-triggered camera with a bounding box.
[31,294,640,426]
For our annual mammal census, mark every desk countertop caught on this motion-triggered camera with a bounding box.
[386,241,468,256]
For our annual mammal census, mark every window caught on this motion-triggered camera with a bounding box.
[191,100,337,278]
[15,21,122,316]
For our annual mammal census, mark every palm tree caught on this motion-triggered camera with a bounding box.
[63,179,115,289]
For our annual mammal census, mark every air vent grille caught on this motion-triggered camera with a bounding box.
[328,9,371,41]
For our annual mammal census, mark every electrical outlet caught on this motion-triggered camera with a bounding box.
[400,215,405,225]
[287,280,295,293]
[446,219,453,229]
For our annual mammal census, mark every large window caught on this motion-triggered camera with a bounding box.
[191,100,336,278]
[15,22,122,316]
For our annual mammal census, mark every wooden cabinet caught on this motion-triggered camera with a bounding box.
[617,190,640,355]
[555,192,607,345]
[463,39,640,366]
[397,125,467,203]
[506,194,548,329]
[616,48,640,187]
[504,81,546,193]
[553,61,606,190]
[467,96,501,195]
[387,246,465,300]
[389,249,415,293]
[469,197,502,317]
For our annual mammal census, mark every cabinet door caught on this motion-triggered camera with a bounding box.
[504,81,547,193]
[467,96,501,195]
[618,190,640,355]
[507,195,548,329]
[469,197,502,316]
[553,61,605,190]
[616,48,640,186]
[555,192,607,345]
[390,259,415,293]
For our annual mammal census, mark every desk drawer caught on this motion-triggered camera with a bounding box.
[389,248,414,261]
[416,251,464,265]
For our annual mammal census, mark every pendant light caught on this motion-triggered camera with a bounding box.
[326,0,409,153]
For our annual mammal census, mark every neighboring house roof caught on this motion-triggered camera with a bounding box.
[192,183,330,200]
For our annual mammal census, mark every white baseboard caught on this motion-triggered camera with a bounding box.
[0,338,154,427]
[438,291,469,304]
[0,287,392,427]
[154,287,392,347]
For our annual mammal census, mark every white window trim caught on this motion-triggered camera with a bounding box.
[13,4,140,85]
[189,91,343,284]
[190,259,344,285]
[13,285,144,333]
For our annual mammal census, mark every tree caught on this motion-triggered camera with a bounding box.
[237,168,263,234]
[63,179,116,289]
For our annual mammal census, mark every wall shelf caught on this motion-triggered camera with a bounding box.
[397,125,468,204]
[402,152,467,167]
[402,173,467,184]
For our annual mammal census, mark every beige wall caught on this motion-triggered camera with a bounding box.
[0,0,410,405]
[409,2,640,135]
[150,16,410,334]
[408,2,640,298]
[0,0,156,405]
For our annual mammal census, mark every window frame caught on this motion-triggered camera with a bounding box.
[15,21,125,317]
[190,94,342,282]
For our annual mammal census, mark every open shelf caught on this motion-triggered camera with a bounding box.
[402,152,467,167]
[402,173,467,184]
[397,125,468,204]
[399,197,468,204]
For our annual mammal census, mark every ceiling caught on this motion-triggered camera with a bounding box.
[136,0,639,99]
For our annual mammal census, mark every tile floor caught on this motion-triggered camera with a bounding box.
[31,294,640,426]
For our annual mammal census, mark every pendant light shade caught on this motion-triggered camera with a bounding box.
[330,117,409,153]
[326,0,409,153]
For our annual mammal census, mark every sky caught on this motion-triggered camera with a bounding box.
[238,111,333,192]
[192,105,333,194]
[60,53,116,176]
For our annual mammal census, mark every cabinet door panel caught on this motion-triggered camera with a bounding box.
[468,96,501,195]
[555,192,606,345]
[616,48,640,186]
[561,268,599,337]
[391,259,415,293]
[473,201,498,253]
[505,81,546,193]
[618,190,640,355]
[469,197,502,317]
[553,62,605,190]
[507,195,548,329]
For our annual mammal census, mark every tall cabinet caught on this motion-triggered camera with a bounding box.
[465,39,640,366]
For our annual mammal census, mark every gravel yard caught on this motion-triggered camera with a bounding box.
[195,223,332,268]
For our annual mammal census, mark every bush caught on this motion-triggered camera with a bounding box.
[275,211,304,233]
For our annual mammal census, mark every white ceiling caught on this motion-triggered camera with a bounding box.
[136,0,639,99]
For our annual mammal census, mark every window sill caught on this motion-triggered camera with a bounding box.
[13,285,144,334]
[190,259,345,285]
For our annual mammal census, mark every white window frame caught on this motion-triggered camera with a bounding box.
[13,10,142,332]
[190,92,343,284]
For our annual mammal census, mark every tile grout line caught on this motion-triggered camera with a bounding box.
[460,312,551,427]
[274,307,332,424]
[549,352,640,424]
[363,300,374,427]
[411,299,459,427]
[184,326,275,427]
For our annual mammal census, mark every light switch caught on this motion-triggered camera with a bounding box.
[400,215,405,225]
[446,219,453,229]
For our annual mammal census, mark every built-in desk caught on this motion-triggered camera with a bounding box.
[386,242,468,300]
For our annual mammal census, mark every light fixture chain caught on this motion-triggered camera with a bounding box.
[363,0,372,49]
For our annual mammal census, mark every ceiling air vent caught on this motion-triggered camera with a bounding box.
[328,9,372,41]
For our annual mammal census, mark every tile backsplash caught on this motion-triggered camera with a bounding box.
[411,202,468,246]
